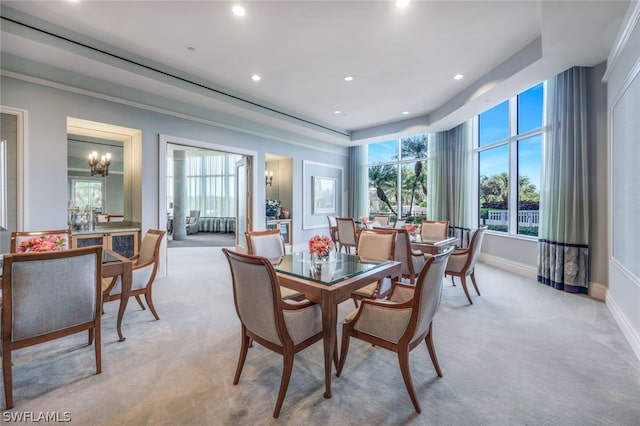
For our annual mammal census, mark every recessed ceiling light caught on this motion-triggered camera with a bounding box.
[396,0,410,8]
[187,46,195,52]
[402,111,409,115]
[251,74,261,82]
[454,74,464,80]
[232,5,246,17]
[333,110,342,114]
[343,76,354,82]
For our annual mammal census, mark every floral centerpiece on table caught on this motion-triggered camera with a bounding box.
[308,234,335,260]
[359,216,369,224]
[405,223,418,236]
[18,235,67,253]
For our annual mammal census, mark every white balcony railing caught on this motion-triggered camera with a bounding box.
[484,210,539,227]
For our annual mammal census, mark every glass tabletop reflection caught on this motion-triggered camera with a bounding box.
[272,252,391,285]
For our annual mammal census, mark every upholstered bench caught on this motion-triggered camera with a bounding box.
[198,217,236,233]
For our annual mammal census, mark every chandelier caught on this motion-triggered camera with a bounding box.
[88,151,112,176]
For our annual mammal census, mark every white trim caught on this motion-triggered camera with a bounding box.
[588,282,607,302]
[478,253,537,280]
[157,134,258,278]
[0,106,27,231]
[603,0,640,83]
[606,291,640,362]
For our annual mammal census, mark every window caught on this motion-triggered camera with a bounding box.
[367,135,427,218]
[477,82,543,236]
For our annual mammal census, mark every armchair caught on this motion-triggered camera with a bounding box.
[445,226,487,304]
[337,247,454,414]
[335,217,358,253]
[222,249,324,418]
[102,229,166,319]
[394,228,427,284]
[186,210,200,235]
[2,246,103,409]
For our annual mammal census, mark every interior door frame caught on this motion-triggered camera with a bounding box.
[158,134,257,278]
[0,106,26,233]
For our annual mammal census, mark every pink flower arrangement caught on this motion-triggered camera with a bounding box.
[405,223,418,236]
[308,235,335,258]
[18,235,67,253]
[359,216,369,224]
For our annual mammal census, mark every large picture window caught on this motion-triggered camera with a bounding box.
[367,135,427,219]
[477,82,543,236]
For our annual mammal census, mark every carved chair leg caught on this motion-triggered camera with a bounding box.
[144,289,160,320]
[88,329,94,345]
[336,323,352,377]
[95,325,102,374]
[425,324,442,377]
[398,347,421,413]
[352,297,359,308]
[460,275,473,304]
[273,352,294,418]
[233,327,250,385]
[470,271,481,295]
[3,349,14,409]
[135,294,146,310]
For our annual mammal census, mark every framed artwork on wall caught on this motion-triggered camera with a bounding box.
[312,176,336,215]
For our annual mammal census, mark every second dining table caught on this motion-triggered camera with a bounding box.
[273,251,401,399]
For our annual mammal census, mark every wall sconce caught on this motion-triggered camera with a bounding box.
[265,170,274,186]
[88,151,112,176]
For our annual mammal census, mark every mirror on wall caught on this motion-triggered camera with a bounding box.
[67,135,124,215]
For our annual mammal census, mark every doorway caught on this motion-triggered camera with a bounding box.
[158,134,257,277]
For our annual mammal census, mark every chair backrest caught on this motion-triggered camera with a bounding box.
[187,210,200,224]
[246,229,285,258]
[327,215,337,227]
[420,220,449,240]
[393,218,407,229]
[222,249,286,347]
[409,247,453,343]
[466,226,487,273]
[356,229,396,262]
[336,217,357,246]
[2,246,103,343]
[393,228,414,278]
[373,215,390,226]
[10,229,72,253]
[137,229,165,266]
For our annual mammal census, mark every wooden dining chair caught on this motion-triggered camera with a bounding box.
[222,249,324,418]
[102,229,166,319]
[326,215,339,246]
[2,246,103,409]
[335,217,358,253]
[10,229,72,253]
[350,228,396,305]
[337,247,454,414]
[445,226,487,304]
[394,228,427,284]
[420,220,449,241]
[245,229,304,300]
[373,215,390,226]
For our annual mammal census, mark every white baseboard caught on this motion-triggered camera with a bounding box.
[479,253,537,279]
[588,282,608,302]
[606,292,640,362]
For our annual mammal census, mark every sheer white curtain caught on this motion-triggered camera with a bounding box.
[348,145,368,218]
[537,67,590,293]
[167,152,241,218]
[427,121,473,246]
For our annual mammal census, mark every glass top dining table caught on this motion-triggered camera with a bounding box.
[273,251,392,285]
[272,251,401,399]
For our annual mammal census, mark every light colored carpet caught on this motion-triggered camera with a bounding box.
[2,247,639,425]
